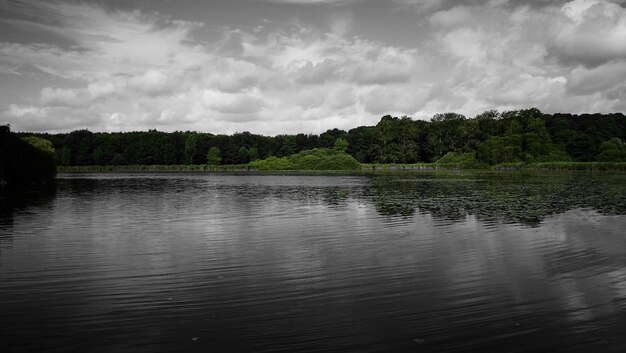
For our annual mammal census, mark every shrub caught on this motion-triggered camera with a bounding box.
[436,152,486,168]
[250,148,360,170]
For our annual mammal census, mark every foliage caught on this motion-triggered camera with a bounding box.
[476,133,572,165]
[566,134,599,161]
[505,162,626,171]
[206,146,221,165]
[376,115,425,163]
[476,135,524,165]
[435,152,486,169]
[334,137,349,152]
[347,126,379,163]
[13,109,626,169]
[596,138,626,162]
[250,156,295,170]
[22,136,55,154]
[251,148,360,170]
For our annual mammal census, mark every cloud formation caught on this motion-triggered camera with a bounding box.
[1,0,626,134]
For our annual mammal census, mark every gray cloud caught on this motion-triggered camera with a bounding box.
[295,59,341,84]
[567,61,626,95]
[1,0,626,134]
[549,0,626,67]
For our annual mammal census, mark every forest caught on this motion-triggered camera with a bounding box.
[15,108,626,168]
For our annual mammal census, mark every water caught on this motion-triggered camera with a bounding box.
[1,171,626,352]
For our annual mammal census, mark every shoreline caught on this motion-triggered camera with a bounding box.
[57,162,626,173]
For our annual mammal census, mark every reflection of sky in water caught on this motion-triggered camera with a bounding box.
[608,269,626,299]
[1,173,625,352]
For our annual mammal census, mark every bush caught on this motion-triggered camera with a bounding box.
[596,138,626,162]
[435,152,486,169]
[477,134,573,165]
[250,148,360,170]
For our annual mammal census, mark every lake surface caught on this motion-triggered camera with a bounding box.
[1,171,626,352]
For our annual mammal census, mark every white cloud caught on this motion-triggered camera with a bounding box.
[490,74,567,105]
[441,28,488,63]
[127,71,170,96]
[6,104,48,119]
[5,103,103,131]
[0,63,20,75]
[202,89,266,115]
[568,61,626,95]
[206,58,267,93]
[2,0,626,134]
[330,11,354,36]
[88,81,117,100]
[552,0,626,67]
[295,59,341,84]
[360,85,429,115]
[256,0,359,5]
[430,6,474,27]
[40,87,85,107]
[393,0,447,13]
[325,85,357,110]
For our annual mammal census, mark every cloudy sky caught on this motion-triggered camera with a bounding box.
[1,0,626,134]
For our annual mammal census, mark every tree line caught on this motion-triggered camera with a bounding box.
[17,108,626,167]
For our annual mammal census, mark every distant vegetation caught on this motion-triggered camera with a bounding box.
[1,125,56,188]
[251,147,360,171]
[251,138,360,171]
[15,108,626,170]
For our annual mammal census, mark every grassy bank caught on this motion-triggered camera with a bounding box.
[361,163,461,170]
[494,162,626,171]
[58,164,253,172]
[58,161,626,173]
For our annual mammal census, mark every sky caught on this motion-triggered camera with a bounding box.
[1,0,626,135]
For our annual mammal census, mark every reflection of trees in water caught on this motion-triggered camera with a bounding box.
[0,201,13,250]
[367,177,472,221]
[6,173,623,233]
[321,188,349,207]
[367,179,424,217]
[366,173,626,226]
[0,188,57,249]
[236,172,626,227]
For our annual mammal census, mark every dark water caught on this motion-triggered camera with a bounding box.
[1,171,626,352]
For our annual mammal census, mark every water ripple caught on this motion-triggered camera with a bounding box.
[1,172,625,352]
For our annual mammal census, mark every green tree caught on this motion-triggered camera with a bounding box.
[566,134,599,161]
[184,133,198,164]
[248,147,259,161]
[426,113,468,161]
[376,115,422,163]
[319,128,348,148]
[206,146,221,165]
[66,129,94,165]
[237,146,250,164]
[476,135,524,165]
[56,146,71,166]
[276,135,297,156]
[334,137,349,152]
[596,138,626,161]
[347,126,380,163]
[22,136,55,154]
